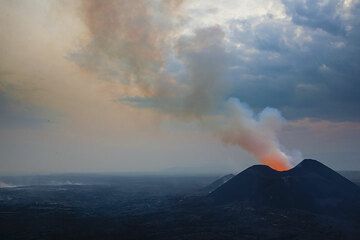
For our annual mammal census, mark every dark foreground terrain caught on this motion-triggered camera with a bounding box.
[1,170,360,240]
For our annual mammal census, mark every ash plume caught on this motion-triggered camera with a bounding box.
[75,0,297,170]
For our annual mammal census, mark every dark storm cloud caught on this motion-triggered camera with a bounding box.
[225,0,360,121]
[282,0,348,35]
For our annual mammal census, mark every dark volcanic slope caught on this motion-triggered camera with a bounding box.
[201,174,234,194]
[209,159,360,216]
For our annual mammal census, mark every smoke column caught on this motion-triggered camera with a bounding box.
[220,99,290,171]
[76,0,294,170]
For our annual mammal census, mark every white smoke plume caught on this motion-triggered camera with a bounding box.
[75,0,297,170]
[219,99,291,170]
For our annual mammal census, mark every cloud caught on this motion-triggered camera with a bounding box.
[0,0,162,136]
[0,0,359,172]
[282,0,348,35]
[225,1,360,121]
[73,0,296,169]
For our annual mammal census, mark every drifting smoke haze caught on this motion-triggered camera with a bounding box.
[1,0,360,173]
[75,0,296,170]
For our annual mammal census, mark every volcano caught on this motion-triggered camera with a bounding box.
[209,159,360,216]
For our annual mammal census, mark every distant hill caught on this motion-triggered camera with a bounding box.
[209,159,360,217]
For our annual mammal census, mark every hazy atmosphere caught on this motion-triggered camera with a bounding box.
[1,0,360,174]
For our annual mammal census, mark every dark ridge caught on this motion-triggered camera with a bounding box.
[209,159,360,218]
[289,158,332,173]
[201,174,234,194]
[296,158,324,167]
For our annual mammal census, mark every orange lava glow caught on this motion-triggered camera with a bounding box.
[260,154,290,171]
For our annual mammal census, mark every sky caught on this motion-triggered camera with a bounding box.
[0,0,359,174]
